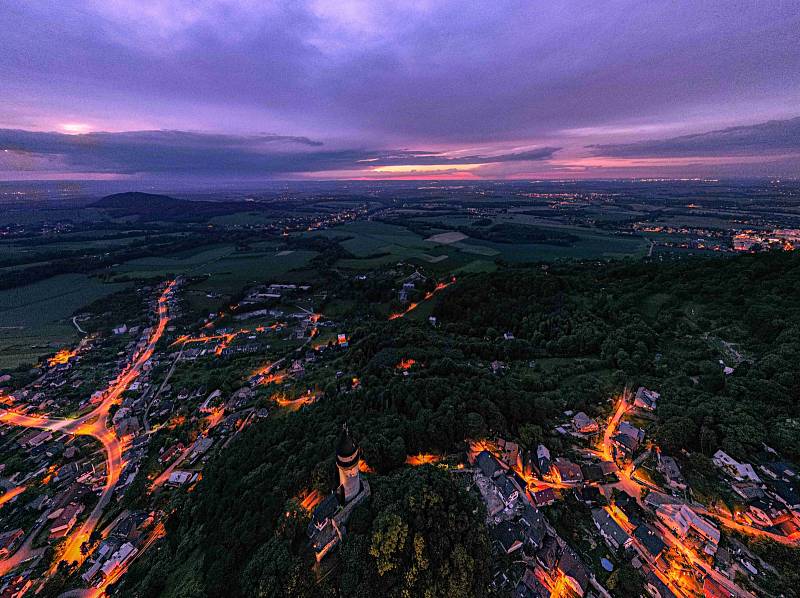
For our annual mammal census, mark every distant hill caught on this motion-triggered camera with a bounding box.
[92,192,193,211]
[92,191,264,222]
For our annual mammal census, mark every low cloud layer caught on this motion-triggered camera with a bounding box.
[0,129,559,176]
[589,117,800,158]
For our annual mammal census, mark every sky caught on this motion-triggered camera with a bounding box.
[1,1,799,181]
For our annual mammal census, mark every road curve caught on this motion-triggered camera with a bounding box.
[0,281,175,576]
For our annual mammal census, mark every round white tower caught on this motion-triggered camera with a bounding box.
[336,424,361,503]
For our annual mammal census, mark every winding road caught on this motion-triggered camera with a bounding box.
[600,395,759,598]
[0,281,175,575]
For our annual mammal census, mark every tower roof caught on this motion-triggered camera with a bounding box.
[336,424,358,459]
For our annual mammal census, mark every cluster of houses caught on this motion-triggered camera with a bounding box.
[1,336,98,418]
[0,420,107,545]
[396,271,427,304]
[472,449,595,598]
[241,283,312,304]
[590,502,684,598]
[81,510,153,587]
[712,448,800,537]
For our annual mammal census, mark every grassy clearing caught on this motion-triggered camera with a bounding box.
[424,231,468,244]
[0,274,130,370]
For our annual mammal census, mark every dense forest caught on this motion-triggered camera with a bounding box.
[119,251,800,597]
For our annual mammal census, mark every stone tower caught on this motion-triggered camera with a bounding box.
[336,424,361,503]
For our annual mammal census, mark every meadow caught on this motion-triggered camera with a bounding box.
[0,274,130,369]
[305,218,648,275]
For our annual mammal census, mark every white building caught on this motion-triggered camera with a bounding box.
[713,450,761,482]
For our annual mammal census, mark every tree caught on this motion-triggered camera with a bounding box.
[354,466,490,597]
[518,423,544,451]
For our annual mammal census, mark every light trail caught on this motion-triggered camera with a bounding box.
[48,347,77,367]
[270,390,318,411]
[0,281,176,577]
[405,453,441,466]
[0,485,26,508]
[298,489,323,513]
[388,278,455,320]
[172,322,282,354]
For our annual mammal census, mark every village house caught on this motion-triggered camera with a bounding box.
[580,463,606,484]
[496,475,521,509]
[712,450,761,482]
[591,508,632,550]
[492,521,524,554]
[634,386,660,411]
[557,548,590,597]
[99,542,138,582]
[0,529,24,558]
[551,458,582,484]
[513,568,550,598]
[765,477,800,511]
[531,487,556,507]
[476,450,501,479]
[657,454,687,491]
[536,444,552,479]
[167,471,194,486]
[519,505,547,551]
[49,502,85,539]
[572,412,598,434]
[618,421,645,444]
[611,432,639,456]
[759,458,798,481]
[656,504,720,555]
[633,524,667,560]
[159,442,185,465]
[645,571,677,598]
[747,499,788,527]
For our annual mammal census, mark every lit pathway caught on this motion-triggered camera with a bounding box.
[0,281,175,576]
[599,394,759,598]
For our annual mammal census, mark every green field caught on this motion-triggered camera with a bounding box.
[306,219,647,274]
[0,274,130,370]
[114,244,239,277]
[112,242,318,313]
[305,221,487,274]
[178,248,318,314]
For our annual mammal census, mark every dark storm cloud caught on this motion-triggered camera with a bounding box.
[0,129,558,175]
[589,117,800,158]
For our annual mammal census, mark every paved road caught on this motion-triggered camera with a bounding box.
[600,395,758,598]
[72,316,87,335]
[0,281,175,576]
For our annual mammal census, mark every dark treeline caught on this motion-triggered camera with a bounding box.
[436,252,800,461]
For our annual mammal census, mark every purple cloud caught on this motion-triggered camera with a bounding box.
[0,128,558,176]
[1,2,799,178]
